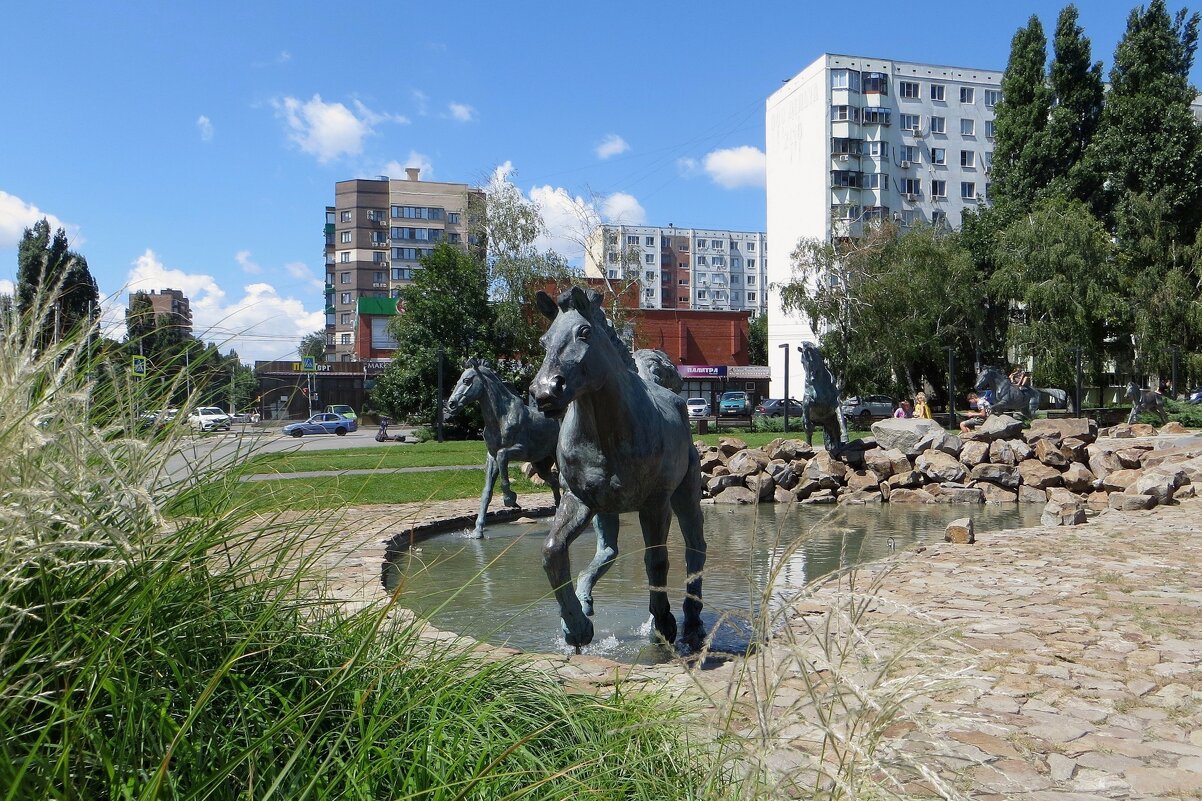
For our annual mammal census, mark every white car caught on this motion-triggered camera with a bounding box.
[686,397,711,418]
[188,406,232,432]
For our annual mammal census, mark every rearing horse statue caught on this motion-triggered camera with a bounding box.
[975,367,1040,420]
[444,359,561,539]
[531,287,707,651]
[799,342,849,454]
[1125,382,1169,425]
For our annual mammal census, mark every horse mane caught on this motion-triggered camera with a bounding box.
[555,287,636,371]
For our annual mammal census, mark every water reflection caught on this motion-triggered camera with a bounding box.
[382,503,1042,664]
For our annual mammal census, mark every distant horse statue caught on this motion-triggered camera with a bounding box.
[975,367,1040,420]
[531,287,707,651]
[444,359,561,539]
[1126,382,1169,425]
[633,348,683,392]
[798,342,848,454]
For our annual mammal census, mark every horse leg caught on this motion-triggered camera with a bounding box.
[671,454,707,652]
[533,456,561,506]
[576,512,618,617]
[803,407,814,447]
[473,454,499,539]
[1158,399,1170,426]
[496,446,520,508]
[542,492,596,647]
[639,498,677,645]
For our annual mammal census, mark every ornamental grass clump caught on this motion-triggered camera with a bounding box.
[0,298,726,800]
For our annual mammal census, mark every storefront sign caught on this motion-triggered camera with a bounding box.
[728,365,771,380]
[677,364,727,379]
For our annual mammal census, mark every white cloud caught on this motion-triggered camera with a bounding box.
[277,51,292,64]
[600,192,646,225]
[273,94,408,163]
[448,102,476,122]
[197,115,213,142]
[285,260,325,292]
[235,250,261,274]
[115,249,324,364]
[0,279,13,296]
[0,190,83,249]
[702,145,766,189]
[595,134,629,160]
[676,157,699,176]
[527,185,646,262]
[379,150,434,180]
[412,89,429,116]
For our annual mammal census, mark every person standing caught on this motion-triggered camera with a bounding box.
[913,392,933,420]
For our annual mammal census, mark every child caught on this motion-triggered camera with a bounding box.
[959,391,990,433]
[893,400,912,418]
[913,392,933,419]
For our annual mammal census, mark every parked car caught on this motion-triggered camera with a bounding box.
[718,390,753,417]
[282,412,358,437]
[686,397,711,418]
[840,394,896,426]
[188,406,231,432]
[755,398,806,418]
[324,404,357,420]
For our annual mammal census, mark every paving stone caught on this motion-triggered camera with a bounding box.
[1124,766,1202,794]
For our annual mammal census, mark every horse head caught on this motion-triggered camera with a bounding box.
[974,367,1004,393]
[531,286,614,416]
[445,362,486,417]
[1125,381,1140,402]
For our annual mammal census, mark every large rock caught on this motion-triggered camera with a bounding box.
[1101,468,1143,493]
[915,450,968,483]
[1159,421,1188,435]
[1018,485,1049,504]
[1034,438,1069,467]
[1115,447,1149,469]
[801,450,848,487]
[1129,423,1157,437]
[1026,417,1097,444]
[988,439,1019,466]
[717,437,747,457]
[1142,439,1202,468]
[699,452,725,474]
[1059,437,1090,463]
[888,487,937,504]
[744,472,777,501]
[773,486,796,504]
[1011,439,1034,462]
[1087,444,1124,480]
[1017,459,1063,489]
[845,469,881,493]
[977,414,1025,442]
[1041,495,1086,526]
[970,462,1020,488]
[870,418,946,457]
[916,428,962,458]
[1108,492,1156,511]
[1133,466,1186,505]
[765,438,814,462]
[862,447,900,479]
[727,449,771,476]
[766,460,801,490]
[712,485,757,504]
[959,439,990,468]
[800,488,836,505]
[1061,462,1097,493]
[945,517,975,544]
[839,488,882,504]
[978,482,1018,504]
[706,474,744,494]
[887,470,924,489]
[934,485,984,504]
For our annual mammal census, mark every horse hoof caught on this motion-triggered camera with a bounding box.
[562,617,594,648]
[502,492,519,508]
[651,613,677,646]
[680,621,707,653]
[470,529,485,540]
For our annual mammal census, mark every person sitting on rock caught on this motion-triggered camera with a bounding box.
[913,392,933,419]
[959,391,991,434]
[1009,367,1032,388]
[893,400,912,419]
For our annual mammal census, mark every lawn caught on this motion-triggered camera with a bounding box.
[247,438,489,474]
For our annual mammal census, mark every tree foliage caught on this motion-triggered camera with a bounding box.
[748,313,767,366]
[299,330,326,362]
[1045,4,1106,205]
[991,16,1053,212]
[16,218,99,347]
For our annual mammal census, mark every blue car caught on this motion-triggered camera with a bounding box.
[282,412,358,437]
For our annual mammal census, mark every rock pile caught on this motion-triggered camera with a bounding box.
[695,416,1202,525]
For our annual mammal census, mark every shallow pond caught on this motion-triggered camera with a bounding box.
[382,502,1043,664]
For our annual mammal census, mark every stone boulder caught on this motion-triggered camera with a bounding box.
[988,439,1019,466]
[765,438,815,462]
[978,482,1018,504]
[977,414,1025,442]
[934,485,984,504]
[1059,437,1090,463]
[706,474,744,495]
[1011,439,1034,462]
[1041,494,1086,526]
[1017,459,1063,489]
[915,450,968,483]
[1026,417,1097,444]
[1085,491,1110,512]
[1101,468,1142,493]
[1087,444,1124,480]
[1142,439,1202,468]
[717,437,747,457]
[888,487,937,504]
[1018,485,1048,504]
[1061,462,1097,493]
[1034,438,1069,467]
[800,489,836,505]
[1133,465,1186,505]
[916,428,962,458]
[1115,447,1149,469]
[766,460,801,490]
[801,450,848,487]
[845,469,881,493]
[1108,493,1156,511]
[1159,421,1188,435]
[862,447,899,479]
[773,486,796,504]
[870,418,946,457]
[699,452,725,474]
[745,472,777,501]
[840,488,883,504]
[959,440,990,468]
[970,462,1020,488]
[713,485,757,504]
[1129,423,1157,437]
[945,517,975,544]
[726,449,771,477]
[887,470,924,489]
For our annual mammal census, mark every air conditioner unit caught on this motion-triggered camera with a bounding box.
[905,193,917,201]
[983,166,991,175]
[372,282,386,288]
[900,160,911,168]
[837,154,851,162]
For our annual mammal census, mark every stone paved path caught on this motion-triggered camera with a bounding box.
[263,493,1202,799]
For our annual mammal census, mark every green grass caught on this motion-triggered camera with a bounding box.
[693,428,876,450]
[247,438,489,474]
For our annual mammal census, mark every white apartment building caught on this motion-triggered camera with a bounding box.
[584,224,768,315]
[765,53,1003,399]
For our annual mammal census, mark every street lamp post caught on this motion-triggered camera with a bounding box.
[778,342,790,433]
[945,346,956,429]
[1171,345,1181,400]
[1071,346,1084,418]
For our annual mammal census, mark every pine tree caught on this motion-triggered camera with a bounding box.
[15,219,99,346]
[1045,4,1105,205]
[990,16,1053,212]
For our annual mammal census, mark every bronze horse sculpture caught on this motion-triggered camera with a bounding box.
[531,287,707,650]
[444,359,561,539]
[798,342,849,454]
[975,367,1040,420]
[1126,382,1169,425]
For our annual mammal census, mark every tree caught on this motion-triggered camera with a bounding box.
[991,16,1053,212]
[779,223,983,403]
[991,198,1125,390]
[371,243,495,423]
[16,218,99,346]
[299,330,326,362]
[1044,4,1106,205]
[748,313,767,366]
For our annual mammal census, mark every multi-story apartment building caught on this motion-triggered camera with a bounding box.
[129,288,192,335]
[765,53,1004,398]
[323,168,483,362]
[584,225,768,315]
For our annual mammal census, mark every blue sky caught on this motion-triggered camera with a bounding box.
[1,1,1196,363]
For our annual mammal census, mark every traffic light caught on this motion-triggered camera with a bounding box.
[300,386,309,397]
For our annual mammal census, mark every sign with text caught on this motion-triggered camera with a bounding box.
[677,364,727,379]
[728,365,771,380]
[291,360,330,372]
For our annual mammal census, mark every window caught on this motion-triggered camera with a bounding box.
[831,137,863,155]
[645,254,654,264]
[339,272,351,284]
[747,275,756,285]
[372,231,387,244]
[746,259,756,269]
[931,147,946,165]
[367,209,385,222]
[340,292,351,304]
[447,232,460,244]
[641,236,652,246]
[678,277,689,285]
[447,212,460,224]
[960,150,976,168]
[830,68,861,92]
[831,203,862,220]
[961,118,975,136]
[711,255,725,266]
[930,116,946,134]
[373,251,385,263]
[932,210,947,226]
[340,231,352,244]
[831,105,860,122]
[831,170,862,188]
[931,180,947,198]
[340,210,352,222]
[340,313,351,325]
[862,141,886,158]
[961,181,977,199]
[730,274,740,284]
[391,288,401,298]
[900,113,920,131]
[985,119,996,139]
[984,89,1001,107]
[746,242,755,251]
[899,145,917,163]
[607,270,618,279]
[390,268,403,280]
[959,86,975,104]
[930,83,945,101]
[862,72,888,94]
[339,333,351,345]
[902,177,921,196]
[626,235,639,245]
[984,151,993,170]
[697,289,708,300]
[863,172,888,189]
[373,271,385,283]
[862,107,891,126]
[339,251,350,263]
[899,80,920,98]
[712,239,724,249]
[863,206,888,223]
[747,292,757,302]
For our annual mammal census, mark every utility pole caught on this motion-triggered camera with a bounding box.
[778,342,790,433]
[945,346,956,429]
[435,347,445,443]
